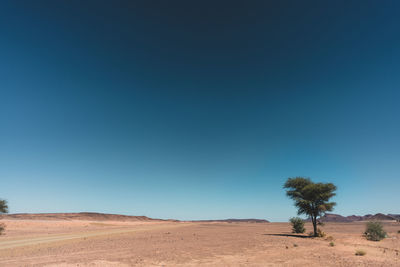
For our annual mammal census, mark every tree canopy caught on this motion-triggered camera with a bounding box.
[0,199,8,214]
[0,199,8,235]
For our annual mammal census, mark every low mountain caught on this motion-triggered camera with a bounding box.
[388,214,400,220]
[0,212,165,221]
[367,213,397,221]
[346,215,364,221]
[319,213,352,222]
[194,219,269,223]
[317,213,397,222]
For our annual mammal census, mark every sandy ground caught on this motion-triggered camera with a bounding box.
[0,220,399,266]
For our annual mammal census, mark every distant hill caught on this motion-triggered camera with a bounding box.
[0,213,268,223]
[193,219,270,223]
[0,212,168,221]
[388,214,400,220]
[363,213,398,221]
[317,213,399,222]
[317,213,353,222]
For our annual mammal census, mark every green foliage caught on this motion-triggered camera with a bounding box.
[355,249,366,256]
[329,241,335,247]
[289,217,305,233]
[364,221,387,241]
[284,177,336,237]
[0,199,8,214]
[0,199,8,235]
[293,243,298,247]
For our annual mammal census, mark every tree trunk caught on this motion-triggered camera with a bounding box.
[312,216,317,237]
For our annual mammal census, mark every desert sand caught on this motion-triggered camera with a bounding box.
[0,216,399,266]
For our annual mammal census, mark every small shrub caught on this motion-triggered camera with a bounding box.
[0,223,5,235]
[325,235,334,241]
[293,243,298,247]
[316,228,326,237]
[308,229,325,237]
[355,249,366,256]
[329,242,335,247]
[364,221,387,241]
[397,230,400,234]
[289,217,305,234]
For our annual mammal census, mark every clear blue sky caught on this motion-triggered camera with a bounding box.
[1,1,399,221]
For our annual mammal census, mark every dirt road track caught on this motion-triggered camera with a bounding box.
[0,223,187,250]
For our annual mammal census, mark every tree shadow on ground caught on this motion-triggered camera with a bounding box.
[264,233,313,238]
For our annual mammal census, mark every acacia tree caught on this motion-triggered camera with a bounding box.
[284,177,336,237]
[0,199,8,235]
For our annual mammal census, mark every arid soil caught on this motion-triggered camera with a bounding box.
[0,219,399,266]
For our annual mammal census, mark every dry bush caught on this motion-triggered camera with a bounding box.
[0,223,5,235]
[325,235,334,241]
[308,229,325,237]
[355,249,366,256]
[316,228,326,237]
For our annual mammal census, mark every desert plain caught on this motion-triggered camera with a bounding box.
[0,214,399,266]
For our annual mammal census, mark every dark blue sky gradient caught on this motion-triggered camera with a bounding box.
[1,1,399,221]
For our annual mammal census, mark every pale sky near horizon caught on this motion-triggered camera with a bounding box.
[1,1,399,221]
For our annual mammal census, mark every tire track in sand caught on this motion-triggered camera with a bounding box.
[0,223,188,250]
